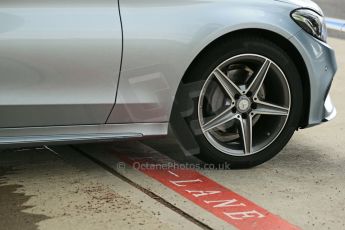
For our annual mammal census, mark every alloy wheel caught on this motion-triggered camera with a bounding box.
[198,54,291,156]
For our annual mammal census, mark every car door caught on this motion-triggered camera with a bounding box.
[0,1,122,128]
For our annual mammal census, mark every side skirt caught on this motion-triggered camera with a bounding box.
[0,123,168,146]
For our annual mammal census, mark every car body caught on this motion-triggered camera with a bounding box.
[0,0,337,166]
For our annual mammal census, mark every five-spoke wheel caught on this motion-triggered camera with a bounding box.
[198,54,291,156]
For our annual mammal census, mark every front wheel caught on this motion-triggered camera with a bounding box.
[172,36,303,168]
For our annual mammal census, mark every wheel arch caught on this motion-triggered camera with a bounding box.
[177,28,310,128]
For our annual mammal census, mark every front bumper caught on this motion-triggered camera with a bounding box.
[289,30,338,127]
[323,94,337,122]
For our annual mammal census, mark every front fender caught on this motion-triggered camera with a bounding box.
[107,0,304,124]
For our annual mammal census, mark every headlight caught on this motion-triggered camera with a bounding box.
[291,8,327,42]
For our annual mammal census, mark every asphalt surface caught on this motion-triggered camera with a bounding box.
[314,0,345,19]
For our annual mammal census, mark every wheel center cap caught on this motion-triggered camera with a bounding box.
[236,96,251,113]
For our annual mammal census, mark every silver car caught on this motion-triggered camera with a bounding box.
[0,0,337,168]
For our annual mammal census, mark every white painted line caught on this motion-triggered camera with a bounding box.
[168,170,180,177]
[326,17,345,32]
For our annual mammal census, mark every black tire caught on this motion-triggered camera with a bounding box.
[171,35,303,169]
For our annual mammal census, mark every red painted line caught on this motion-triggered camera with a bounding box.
[112,145,299,230]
